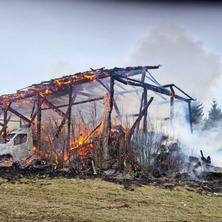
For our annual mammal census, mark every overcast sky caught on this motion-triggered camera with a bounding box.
[0,0,222,111]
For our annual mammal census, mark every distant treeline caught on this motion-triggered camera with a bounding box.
[191,99,222,130]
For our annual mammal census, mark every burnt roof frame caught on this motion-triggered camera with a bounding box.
[0,65,195,143]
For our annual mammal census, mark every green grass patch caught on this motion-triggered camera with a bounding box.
[0,177,222,221]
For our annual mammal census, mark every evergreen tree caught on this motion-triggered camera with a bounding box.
[203,99,222,130]
[191,101,204,125]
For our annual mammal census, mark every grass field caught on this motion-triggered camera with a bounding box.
[0,176,222,221]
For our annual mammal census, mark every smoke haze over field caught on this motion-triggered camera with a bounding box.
[131,23,222,104]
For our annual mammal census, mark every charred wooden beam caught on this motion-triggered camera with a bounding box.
[67,85,73,150]
[3,109,7,142]
[54,88,76,140]
[146,70,161,86]
[173,84,194,100]
[0,102,11,142]
[127,97,154,143]
[143,88,148,133]
[42,97,68,119]
[161,84,174,88]
[41,96,104,111]
[111,65,160,72]
[170,86,175,123]
[8,107,32,125]
[110,74,191,102]
[101,93,109,169]
[141,72,148,133]
[137,92,144,132]
[30,101,36,119]
[108,77,114,139]
[97,79,120,118]
[30,99,44,124]
[37,95,42,151]
[66,85,73,150]
[188,100,193,133]
[170,95,174,122]
[0,113,12,141]
[160,84,194,101]
[97,79,110,93]
[141,72,146,83]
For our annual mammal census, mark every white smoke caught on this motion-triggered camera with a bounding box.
[130,23,222,169]
[131,22,222,102]
[164,103,222,168]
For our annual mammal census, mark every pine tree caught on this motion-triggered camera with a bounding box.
[203,99,222,130]
[191,101,204,125]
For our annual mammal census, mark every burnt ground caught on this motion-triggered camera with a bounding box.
[0,165,222,196]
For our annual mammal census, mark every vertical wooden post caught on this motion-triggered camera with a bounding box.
[3,108,7,143]
[137,92,144,132]
[170,95,174,124]
[170,86,175,125]
[101,77,114,170]
[137,72,146,132]
[37,95,42,151]
[67,85,72,150]
[143,88,148,133]
[188,100,193,134]
[108,77,114,139]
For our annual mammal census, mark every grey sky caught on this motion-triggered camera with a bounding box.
[0,0,222,110]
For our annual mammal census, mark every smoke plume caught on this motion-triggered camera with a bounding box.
[131,23,222,102]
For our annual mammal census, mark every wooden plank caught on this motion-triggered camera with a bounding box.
[42,97,68,119]
[97,79,120,117]
[41,96,104,111]
[0,113,12,140]
[143,88,148,133]
[127,97,154,143]
[170,95,174,123]
[188,101,193,133]
[136,92,144,132]
[170,86,175,123]
[8,107,32,124]
[3,109,7,142]
[67,85,73,149]
[110,73,190,102]
[97,79,110,92]
[30,98,44,124]
[141,72,148,133]
[37,95,42,151]
[108,77,114,137]
[55,92,77,138]
[30,101,36,119]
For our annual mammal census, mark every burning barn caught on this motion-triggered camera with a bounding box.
[0,65,195,173]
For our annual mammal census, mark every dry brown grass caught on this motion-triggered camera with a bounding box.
[0,177,222,221]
